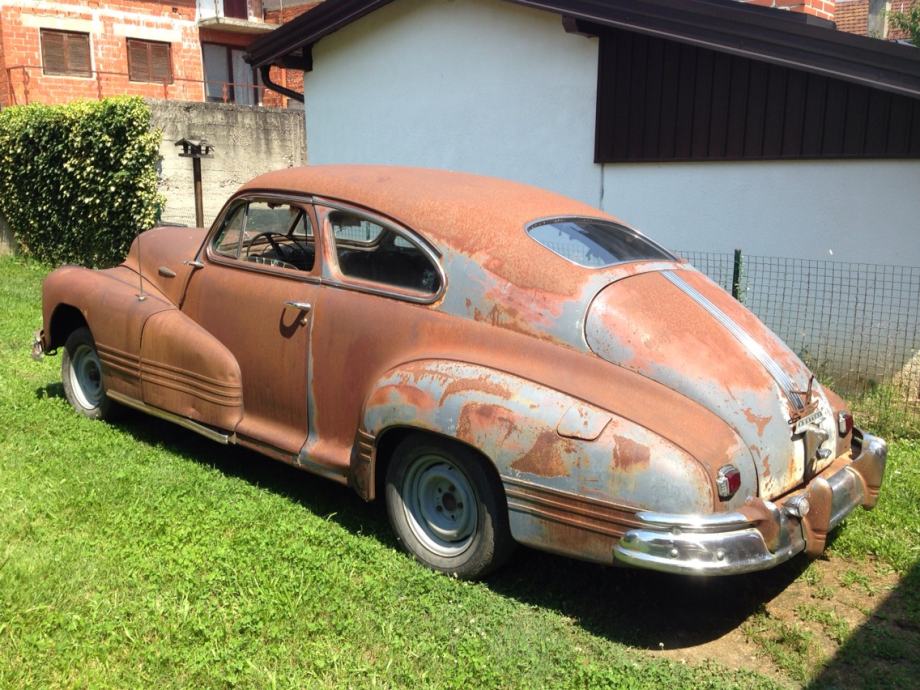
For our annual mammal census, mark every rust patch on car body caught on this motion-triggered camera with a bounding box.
[439,376,512,405]
[457,402,519,447]
[367,384,437,414]
[611,435,651,471]
[511,430,575,478]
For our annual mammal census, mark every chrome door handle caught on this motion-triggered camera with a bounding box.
[284,300,312,312]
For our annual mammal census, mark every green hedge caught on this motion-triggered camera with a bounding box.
[0,97,164,267]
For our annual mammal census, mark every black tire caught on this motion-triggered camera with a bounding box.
[61,327,118,421]
[385,433,514,579]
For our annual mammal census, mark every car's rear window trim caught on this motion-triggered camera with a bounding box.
[525,215,677,269]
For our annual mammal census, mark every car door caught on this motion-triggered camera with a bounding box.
[181,195,321,455]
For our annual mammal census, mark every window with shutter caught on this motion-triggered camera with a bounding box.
[127,39,173,84]
[41,30,91,77]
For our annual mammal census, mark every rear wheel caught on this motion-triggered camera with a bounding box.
[61,327,117,420]
[385,434,514,579]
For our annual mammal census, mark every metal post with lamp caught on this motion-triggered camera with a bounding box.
[175,137,214,228]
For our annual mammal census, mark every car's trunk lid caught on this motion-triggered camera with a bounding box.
[585,267,837,499]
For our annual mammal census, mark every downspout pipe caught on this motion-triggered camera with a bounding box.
[259,65,304,104]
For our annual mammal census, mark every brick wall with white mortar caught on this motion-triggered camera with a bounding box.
[1,0,205,107]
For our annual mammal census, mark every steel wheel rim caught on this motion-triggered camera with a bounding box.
[402,453,478,558]
[70,343,103,409]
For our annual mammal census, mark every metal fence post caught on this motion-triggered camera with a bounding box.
[731,248,743,301]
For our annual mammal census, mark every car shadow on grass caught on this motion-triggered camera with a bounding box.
[49,391,815,653]
[488,541,810,650]
[808,559,920,689]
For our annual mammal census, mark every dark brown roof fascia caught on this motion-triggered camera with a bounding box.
[246,0,920,99]
[246,0,393,69]
[520,0,920,99]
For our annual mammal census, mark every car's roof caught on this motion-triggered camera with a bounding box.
[241,165,628,293]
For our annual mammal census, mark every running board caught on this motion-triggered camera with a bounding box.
[107,391,232,445]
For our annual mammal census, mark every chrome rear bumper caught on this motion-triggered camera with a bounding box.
[613,432,887,575]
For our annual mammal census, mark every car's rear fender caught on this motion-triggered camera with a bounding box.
[361,360,721,564]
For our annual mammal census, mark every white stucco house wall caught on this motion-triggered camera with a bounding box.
[249,0,920,265]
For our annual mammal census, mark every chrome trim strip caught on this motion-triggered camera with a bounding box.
[502,474,641,514]
[294,451,350,485]
[634,511,756,532]
[137,374,241,407]
[138,357,242,391]
[506,500,630,539]
[662,270,805,411]
[107,391,231,445]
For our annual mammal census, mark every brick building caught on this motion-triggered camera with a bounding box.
[740,0,919,40]
[741,0,837,22]
[0,0,319,109]
[836,0,919,40]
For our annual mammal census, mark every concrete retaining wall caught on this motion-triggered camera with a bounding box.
[149,100,306,228]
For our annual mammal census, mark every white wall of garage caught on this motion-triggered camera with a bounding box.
[303,0,920,266]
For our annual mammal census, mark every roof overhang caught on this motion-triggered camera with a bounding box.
[245,0,920,100]
[199,17,279,35]
[246,0,393,71]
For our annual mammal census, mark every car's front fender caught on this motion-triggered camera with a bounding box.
[361,359,717,564]
[42,265,174,401]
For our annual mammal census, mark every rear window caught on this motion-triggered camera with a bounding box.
[528,218,675,268]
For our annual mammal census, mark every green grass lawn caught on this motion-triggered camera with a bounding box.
[0,256,917,689]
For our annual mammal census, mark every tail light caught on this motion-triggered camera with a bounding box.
[716,465,741,500]
[838,411,853,437]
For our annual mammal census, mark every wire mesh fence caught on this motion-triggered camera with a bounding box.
[680,250,920,434]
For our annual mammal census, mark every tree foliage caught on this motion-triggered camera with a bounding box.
[0,97,164,267]
[891,5,920,48]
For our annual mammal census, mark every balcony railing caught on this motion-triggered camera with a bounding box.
[197,0,263,22]
[3,65,273,107]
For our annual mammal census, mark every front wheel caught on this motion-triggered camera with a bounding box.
[385,434,514,579]
[61,327,118,421]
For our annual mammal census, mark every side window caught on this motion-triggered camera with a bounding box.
[332,216,384,244]
[211,200,316,272]
[330,212,441,295]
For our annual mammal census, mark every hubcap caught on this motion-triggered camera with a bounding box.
[402,453,478,558]
[69,344,104,409]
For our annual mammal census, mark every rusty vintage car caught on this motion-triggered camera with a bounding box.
[33,165,887,579]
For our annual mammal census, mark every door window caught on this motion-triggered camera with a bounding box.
[211,200,315,272]
[330,212,441,295]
